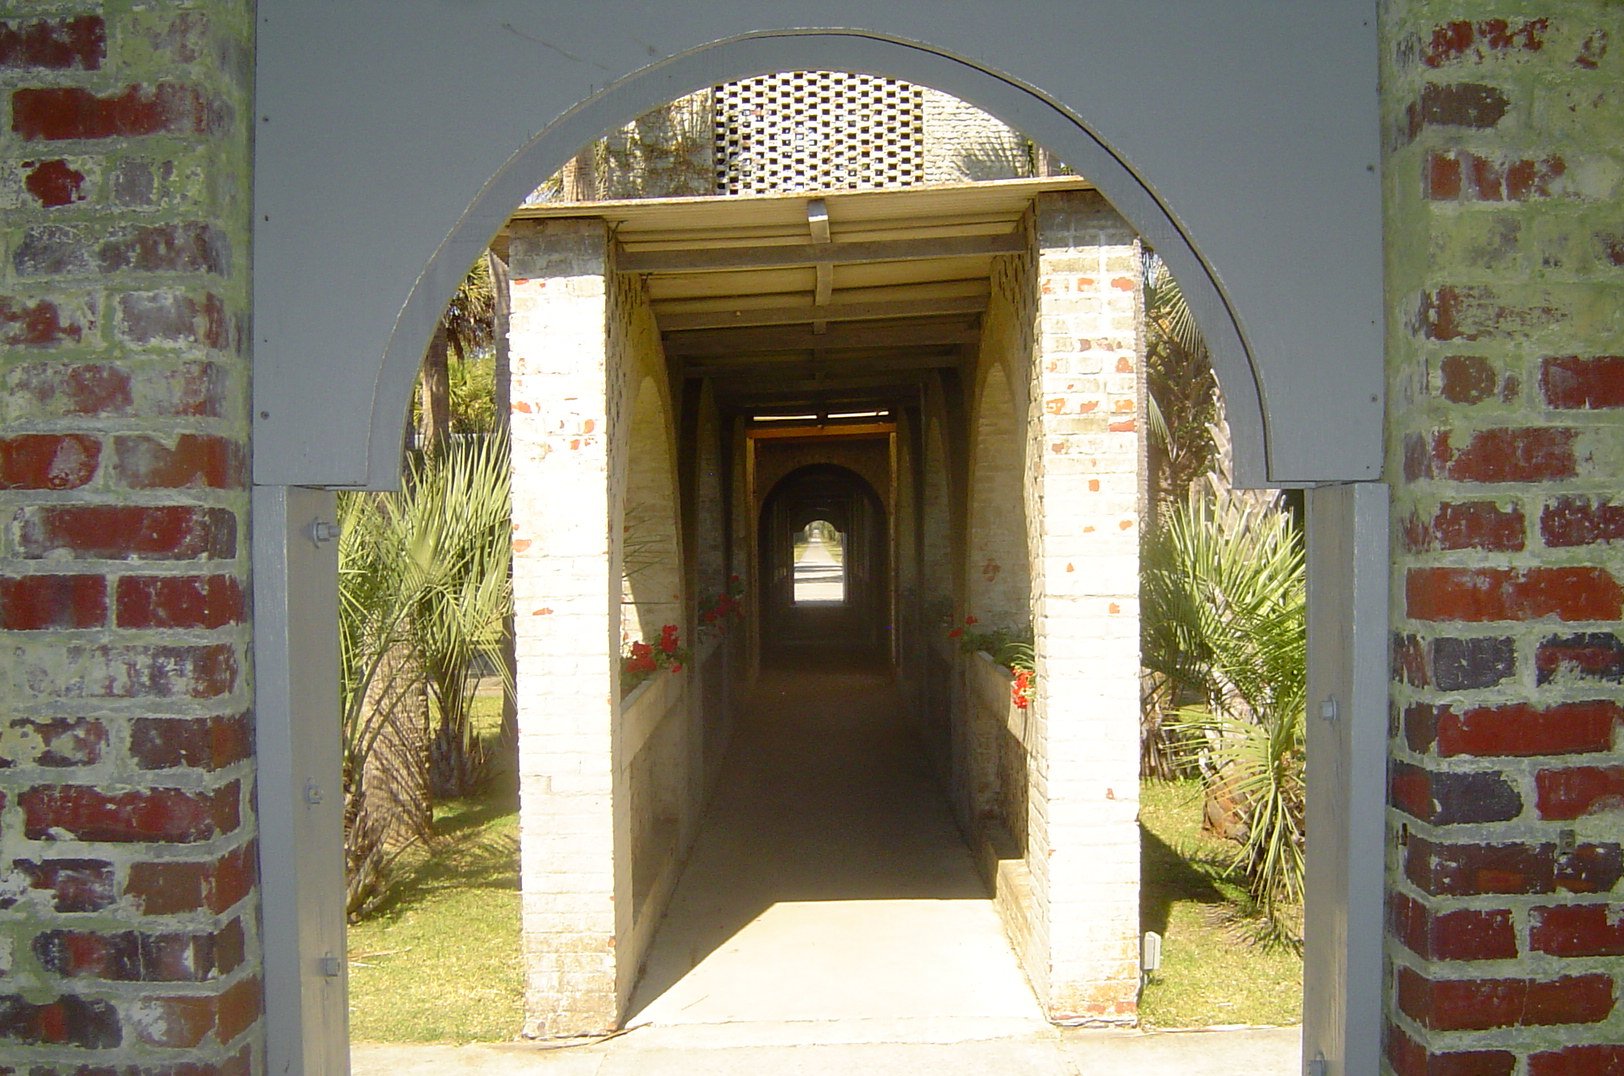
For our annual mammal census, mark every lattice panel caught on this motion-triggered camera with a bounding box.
[714,72,924,194]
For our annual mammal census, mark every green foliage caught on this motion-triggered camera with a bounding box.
[448,354,498,435]
[1143,254,1219,508]
[338,434,514,918]
[1142,487,1307,946]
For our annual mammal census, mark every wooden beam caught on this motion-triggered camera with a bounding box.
[653,279,990,319]
[664,319,979,357]
[808,198,833,328]
[685,352,965,378]
[618,231,1025,273]
[657,293,988,332]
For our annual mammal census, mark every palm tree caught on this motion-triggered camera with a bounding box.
[1143,485,1307,945]
[1142,254,1219,512]
[418,256,495,451]
[338,433,513,918]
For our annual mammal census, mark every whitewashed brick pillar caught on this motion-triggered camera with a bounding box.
[1031,191,1143,1023]
[508,219,621,1037]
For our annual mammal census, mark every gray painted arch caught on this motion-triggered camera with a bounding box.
[252,2,1382,491]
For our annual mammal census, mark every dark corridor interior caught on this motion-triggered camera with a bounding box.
[758,463,890,665]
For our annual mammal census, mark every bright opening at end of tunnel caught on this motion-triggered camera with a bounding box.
[793,520,846,604]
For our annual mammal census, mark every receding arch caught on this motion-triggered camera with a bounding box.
[252,17,1391,491]
[965,358,1030,631]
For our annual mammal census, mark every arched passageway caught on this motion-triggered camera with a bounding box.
[247,17,1389,1073]
[758,463,889,660]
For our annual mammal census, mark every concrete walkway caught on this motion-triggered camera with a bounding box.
[353,660,1303,1074]
[352,1025,1302,1074]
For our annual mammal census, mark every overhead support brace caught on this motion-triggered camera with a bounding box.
[618,232,1026,273]
[664,320,979,356]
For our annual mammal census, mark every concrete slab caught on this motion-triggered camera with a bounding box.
[351,1025,1304,1075]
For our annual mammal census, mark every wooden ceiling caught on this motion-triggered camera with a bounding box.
[507,175,1092,416]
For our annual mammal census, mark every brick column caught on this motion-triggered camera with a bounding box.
[1030,191,1143,1023]
[1381,8,1624,1072]
[0,4,260,1069]
[508,219,622,1037]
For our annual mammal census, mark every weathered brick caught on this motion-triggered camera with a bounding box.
[20,781,240,843]
[1408,83,1510,137]
[6,858,115,912]
[1386,1023,1515,1076]
[1542,496,1624,547]
[214,974,261,1045]
[99,222,229,276]
[116,291,227,348]
[1396,965,1614,1031]
[1431,636,1516,690]
[1538,632,1624,685]
[1529,1044,1624,1075]
[15,505,237,560]
[131,993,215,1049]
[3,363,130,418]
[1438,354,1497,404]
[1406,700,1620,757]
[1415,285,1562,343]
[129,712,252,771]
[0,993,120,1048]
[1421,18,1549,67]
[1404,428,1578,483]
[1530,903,1624,957]
[1389,891,1519,961]
[1392,760,1523,824]
[23,158,88,207]
[1542,355,1624,409]
[1406,566,1622,622]
[1406,835,1554,896]
[0,296,88,346]
[1403,501,1524,552]
[116,574,244,630]
[1537,765,1624,820]
[0,16,105,70]
[1557,843,1624,893]
[1394,632,1429,687]
[34,916,244,982]
[0,434,100,490]
[1,717,108,768]
[125,841,255,915]
[0,575,107,630]
[113,434,244,490]
[12,642,240,700]
[11,83,223,142]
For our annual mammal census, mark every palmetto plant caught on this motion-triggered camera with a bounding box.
[1142,485,1307,946]
[337,433,513,918]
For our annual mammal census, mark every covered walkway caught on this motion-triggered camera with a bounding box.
[627,658,1041,1036]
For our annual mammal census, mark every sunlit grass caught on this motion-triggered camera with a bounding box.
[1137,777,1302,1028]
[346,694,524,1043]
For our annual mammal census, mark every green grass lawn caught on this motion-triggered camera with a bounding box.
[1137,777,1303,1028]
[346,729,1299,1040]
[346,696,525,1043]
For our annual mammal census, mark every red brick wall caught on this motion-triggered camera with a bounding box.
[0,4,259,1071]
[1383,7,1624,1071]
